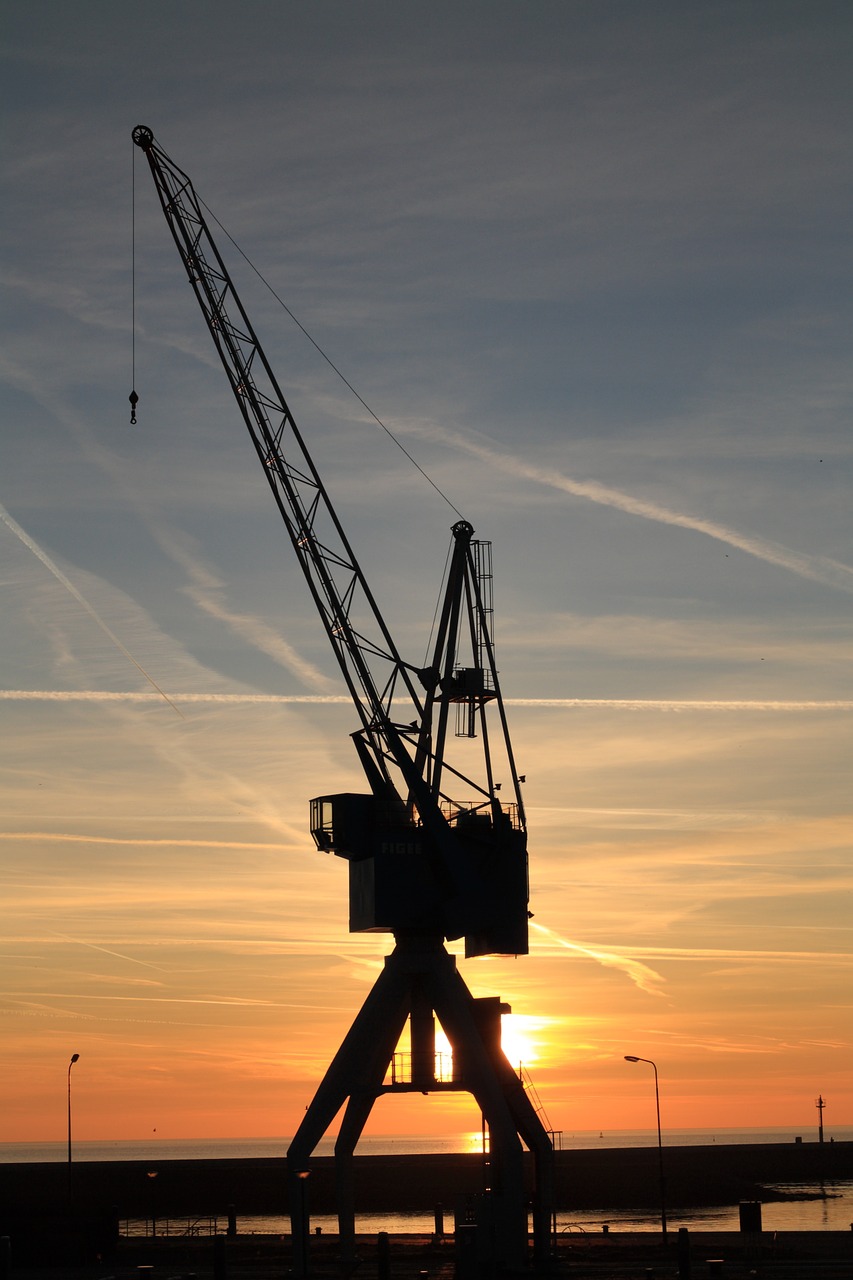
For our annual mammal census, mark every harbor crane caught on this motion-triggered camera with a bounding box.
[132,125,553,1272]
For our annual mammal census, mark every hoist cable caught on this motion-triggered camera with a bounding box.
[199,196,464,521]
[129,146,138,424]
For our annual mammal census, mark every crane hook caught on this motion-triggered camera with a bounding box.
[129,389,139,425]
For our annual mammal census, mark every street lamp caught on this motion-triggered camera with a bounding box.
[67,1053,80,1201]
[624,1055,667,1240]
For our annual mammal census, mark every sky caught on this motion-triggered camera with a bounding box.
[1,1,851,1149]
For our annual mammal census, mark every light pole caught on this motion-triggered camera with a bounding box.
[67,1053,80,1202]
[624,1055,667,1240]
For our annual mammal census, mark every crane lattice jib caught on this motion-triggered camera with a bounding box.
[132,126,424,791]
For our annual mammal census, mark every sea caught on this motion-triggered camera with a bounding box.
[4,1129,851,1236]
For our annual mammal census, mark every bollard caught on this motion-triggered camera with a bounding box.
[227,1203,237,1237]
[213,1233,227,1280]
[378,1230,390,1280]
[677,1225,691,1279]
[434,1202,444,1238]
[738,1201,762,1233]
[455,1224,477,1280]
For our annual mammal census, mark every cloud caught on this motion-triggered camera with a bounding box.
[512,611,853,668]
[0,831,293,849]
[625,945,853,967]
[512,699,853,712]
[150,522,336,693]
[7,991,311,1009]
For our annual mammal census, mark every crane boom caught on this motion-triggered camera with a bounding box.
[131,126,422,773]
[133,126,529,956]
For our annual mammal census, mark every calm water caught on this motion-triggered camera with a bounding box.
[5,1130,850,1234]
[121,1191,853,1238]
[206,1191,853,1237]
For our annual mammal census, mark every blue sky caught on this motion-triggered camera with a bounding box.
[2,1,851,1142]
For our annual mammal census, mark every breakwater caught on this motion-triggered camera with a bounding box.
[1,1141,849,1221]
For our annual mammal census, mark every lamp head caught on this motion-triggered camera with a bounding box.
[70,1053,80,1064]
[624,1055,639,1063]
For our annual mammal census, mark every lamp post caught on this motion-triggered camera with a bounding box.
[67,1053,80,1202]
[624,1055,667,1240]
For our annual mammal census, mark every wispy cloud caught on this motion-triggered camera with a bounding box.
[0,831,293,849]
[513,611,853,667]
[153,524,336,693]
[511,698,853,711]
[6,991,310,1008]
[623,945,853,967]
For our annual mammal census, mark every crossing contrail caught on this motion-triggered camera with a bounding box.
[0,500,183,717]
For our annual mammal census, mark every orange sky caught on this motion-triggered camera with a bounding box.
[3,2,852,1149]
[4,697,850,1145]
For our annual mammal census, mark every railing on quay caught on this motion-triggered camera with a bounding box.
[121,1215,221,1238]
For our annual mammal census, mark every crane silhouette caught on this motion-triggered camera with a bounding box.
[133,124,553,1272]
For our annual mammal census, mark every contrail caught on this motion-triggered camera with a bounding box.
[0,356,329,691]
[2,690,851,711]
[416,425,853,595]
[0,501,183,716]
[530,920,667,997]
[49,930,167,972]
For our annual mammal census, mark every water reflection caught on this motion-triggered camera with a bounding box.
[183,1181,852,1238]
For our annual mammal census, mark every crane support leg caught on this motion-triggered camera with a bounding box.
[334,1012,412,1260]
[287,958,411,1275]
[500,1071,555,1266]
[335,1092,377,1261]
[286,934,553,1275]
[423,948,528,1271]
